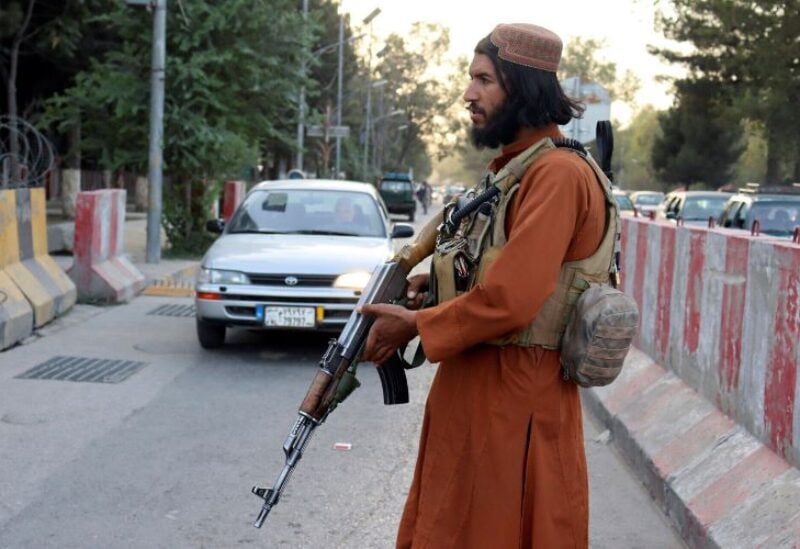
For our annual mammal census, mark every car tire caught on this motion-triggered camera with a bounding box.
[197,318,226,349]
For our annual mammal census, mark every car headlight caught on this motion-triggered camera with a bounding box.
[197,268,251,285]
[333,271,372,290]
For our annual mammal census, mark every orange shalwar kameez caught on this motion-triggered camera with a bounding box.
[397,125,606,549]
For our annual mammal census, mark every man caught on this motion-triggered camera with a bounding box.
[333,195,357,224]
[416,181,431,214]
[361,23,609,548]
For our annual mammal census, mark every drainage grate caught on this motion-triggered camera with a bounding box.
[147,303,196,318]
[16,356,147,384]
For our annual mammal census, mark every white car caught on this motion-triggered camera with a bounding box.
[195,180,414,348]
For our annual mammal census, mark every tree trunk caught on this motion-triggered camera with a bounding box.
[5,0,37,188]
[62,123,82,219]
[764,123,782,185]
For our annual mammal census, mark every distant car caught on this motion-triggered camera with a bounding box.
[378,172,416,221]
[717,185,800,238]
[629,190,665,217]
[612,190,637,217]
[194,180,415,348]
[656,190,733,226]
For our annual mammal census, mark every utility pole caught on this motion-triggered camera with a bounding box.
[361,8,380,181]
[334,13,344,179]
[125,0,167,264]
[296,0,309,173]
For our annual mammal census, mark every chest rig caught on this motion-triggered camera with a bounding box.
[430,137,621,350]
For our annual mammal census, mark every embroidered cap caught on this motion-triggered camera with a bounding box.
[489,23,562,73]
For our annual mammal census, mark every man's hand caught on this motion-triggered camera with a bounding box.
[405,273,430,310]
[360,304,418,365]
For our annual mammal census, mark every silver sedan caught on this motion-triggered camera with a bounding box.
[195,180,414,348]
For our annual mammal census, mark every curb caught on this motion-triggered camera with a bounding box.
[583,348,800,548]
[142,263,198,297]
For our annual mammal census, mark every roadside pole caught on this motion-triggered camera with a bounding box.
[146,0,166,263]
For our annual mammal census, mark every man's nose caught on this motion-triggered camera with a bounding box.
[463,81,478,103]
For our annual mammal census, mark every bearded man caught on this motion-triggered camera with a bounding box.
[361,23,612,548]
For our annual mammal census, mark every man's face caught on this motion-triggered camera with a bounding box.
[463,53,507,129]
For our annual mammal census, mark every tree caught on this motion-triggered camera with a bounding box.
[654,0,800,183]
[42,0,308,253]
[371,23,464,181]
[614,106,662,191]
[558,37,640,104]
[651,80,744,189]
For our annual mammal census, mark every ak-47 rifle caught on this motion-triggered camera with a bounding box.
[250,214,440,528]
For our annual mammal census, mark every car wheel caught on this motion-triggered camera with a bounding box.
[197,318,226,349]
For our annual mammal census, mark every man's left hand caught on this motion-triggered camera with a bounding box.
[359,304,418,365]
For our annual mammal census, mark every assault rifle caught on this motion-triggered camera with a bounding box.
[251,215,440,528]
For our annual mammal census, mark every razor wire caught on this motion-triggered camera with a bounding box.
[0,115,57,189]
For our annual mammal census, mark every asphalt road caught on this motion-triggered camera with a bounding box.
[0,204,684,548]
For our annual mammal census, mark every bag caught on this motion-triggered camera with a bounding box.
[559,284,639,387]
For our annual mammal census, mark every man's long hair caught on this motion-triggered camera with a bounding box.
[471,35,584,148]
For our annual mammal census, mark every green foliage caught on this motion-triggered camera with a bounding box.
[614,106,662,191]
[371,23,464,181]
[41,0,307,254]
[654,0,800,183]
[651,80,744,189]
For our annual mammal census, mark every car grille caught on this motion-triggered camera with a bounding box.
[219,294,358,304]
[246,273,338,287]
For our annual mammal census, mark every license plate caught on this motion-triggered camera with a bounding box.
[263,306,315,328]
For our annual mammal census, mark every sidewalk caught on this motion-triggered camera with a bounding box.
[47,209,199,295]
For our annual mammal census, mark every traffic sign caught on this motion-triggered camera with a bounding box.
[306,125,350,138]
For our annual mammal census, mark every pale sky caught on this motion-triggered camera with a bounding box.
[340,0,685,124]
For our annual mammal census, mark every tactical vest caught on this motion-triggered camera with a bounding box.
[431,137,621,350]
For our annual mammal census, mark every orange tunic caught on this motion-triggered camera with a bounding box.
[398,125,606,549]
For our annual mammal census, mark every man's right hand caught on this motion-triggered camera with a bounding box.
[405,273,430,310]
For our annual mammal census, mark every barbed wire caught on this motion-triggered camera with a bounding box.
[0,115,57,189]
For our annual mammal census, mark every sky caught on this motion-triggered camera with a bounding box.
[339,0,686,124]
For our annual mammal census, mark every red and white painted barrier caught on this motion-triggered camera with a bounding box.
[68,190,145,303]
[584,348,800,547]
[619,217,800,466]
[592,217,800,545]
[222,180,246,221]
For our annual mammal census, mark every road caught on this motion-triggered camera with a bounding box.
[0,204,684,548]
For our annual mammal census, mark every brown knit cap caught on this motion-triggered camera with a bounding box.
[489,23,562,73]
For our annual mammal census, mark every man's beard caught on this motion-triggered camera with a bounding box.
[470,99,520,149]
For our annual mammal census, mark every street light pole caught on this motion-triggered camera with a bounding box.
[360,8,380,181]
[335,13,344,179]
[146,0,166,264]
[296,0,309,173]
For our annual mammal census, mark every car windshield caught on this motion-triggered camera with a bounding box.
[226,189,386,237]
[682,196,730,220]
[749,201,800,236]
[380,180,411,192]
[614,194,635,211]
[634,194,663,206]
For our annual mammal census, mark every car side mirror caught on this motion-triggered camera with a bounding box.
[391,223,415,239]
[206,219,225,234]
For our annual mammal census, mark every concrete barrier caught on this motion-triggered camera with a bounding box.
[0,188,76,328]
[68,189,145,303]
[0,191,34,350]
[595,216,800,546]
[584,349,800,548]
[619,218,800,466]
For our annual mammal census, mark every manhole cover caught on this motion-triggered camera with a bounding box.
[147,303,196,318]
[16,356,147,384]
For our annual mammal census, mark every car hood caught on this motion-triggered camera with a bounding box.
[201,234,393,275]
